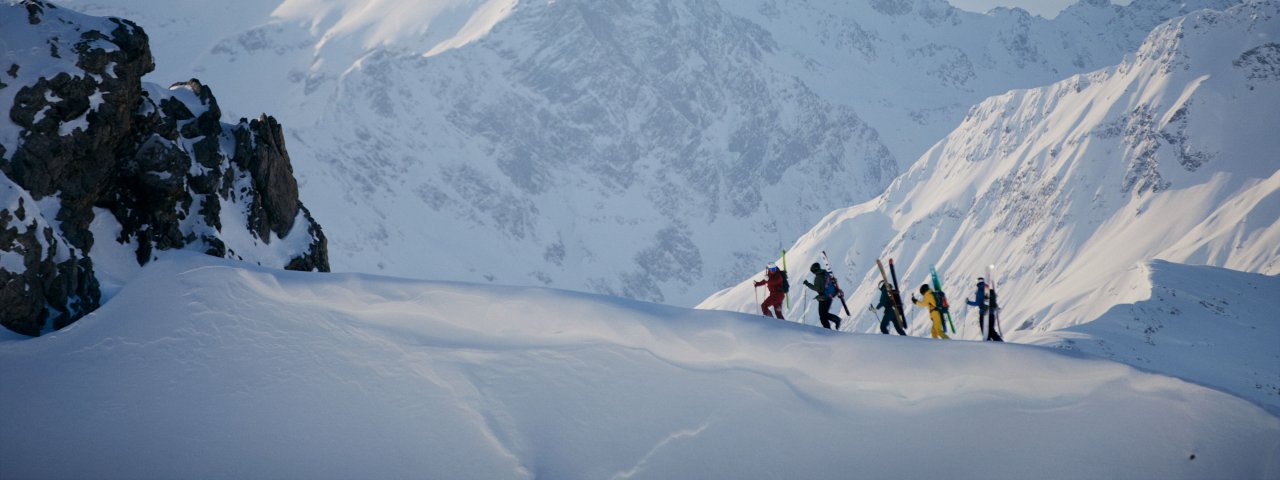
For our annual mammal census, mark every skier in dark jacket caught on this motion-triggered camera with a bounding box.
[873,280,907,335]
[753,263,787,320]
[966,278,1003,342]
[802,262,842,330]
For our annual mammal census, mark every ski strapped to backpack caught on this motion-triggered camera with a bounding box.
[875,259,907,331]
[889,259,908,328]
[986,264,1005,340]
[929,265,956,334]
[821,251,852,316]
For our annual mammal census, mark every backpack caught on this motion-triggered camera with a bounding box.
[779,270,790,293]
[824,271,840,297]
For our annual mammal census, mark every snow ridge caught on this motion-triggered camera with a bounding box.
[2,252,1277,478]
[1024,260,1280,415]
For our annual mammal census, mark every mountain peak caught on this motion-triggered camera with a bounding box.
[270,0,518,56]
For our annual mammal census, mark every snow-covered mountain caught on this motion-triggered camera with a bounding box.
[3,252,1277,478]
[54,0,1240,305]
[0,1,327,336]
[720,0,1244,164]
[702,0,1279,352]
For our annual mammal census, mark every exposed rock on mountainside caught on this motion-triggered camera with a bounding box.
[0,1,328,336]
[51,0,1245,306]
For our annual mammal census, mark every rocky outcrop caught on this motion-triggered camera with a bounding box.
[236,114,301,241]
[0,184,97,335]
[0,1,328,336]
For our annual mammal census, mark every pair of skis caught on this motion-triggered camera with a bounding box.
[874,259,908,332]
[984,264,1005,341]
[821,251,851,317]
[930,266,956,334]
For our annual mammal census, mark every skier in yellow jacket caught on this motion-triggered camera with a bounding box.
[911,284,950,339]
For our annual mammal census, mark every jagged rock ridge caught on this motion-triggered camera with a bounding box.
[0,0,328,336]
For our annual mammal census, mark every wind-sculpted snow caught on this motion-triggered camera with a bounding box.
[1023,261,1280,416]
[53,0,1242,307]
[1,253,1277,478]
[703,2,1280,342]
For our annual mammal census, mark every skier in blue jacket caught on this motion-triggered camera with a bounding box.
[966,278,1002,342]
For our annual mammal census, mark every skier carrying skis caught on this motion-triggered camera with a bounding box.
[965,278,1003,342]
[802,262,842,330]
[911,284,950,339]
[753,263,787,320]
[872,280,907,335]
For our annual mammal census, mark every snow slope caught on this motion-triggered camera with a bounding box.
[1,252,1277,479]
[702,1,1280,335]
[52,0,1240,306]
[1023,260,1280,415]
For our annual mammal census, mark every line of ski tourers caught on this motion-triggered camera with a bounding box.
[752,249,1004,341]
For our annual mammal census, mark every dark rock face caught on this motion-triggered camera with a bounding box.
[0,193,99,336]
[0,1,328,336]
[235,115,301,241]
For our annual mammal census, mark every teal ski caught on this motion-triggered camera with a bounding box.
[929,265,956,334]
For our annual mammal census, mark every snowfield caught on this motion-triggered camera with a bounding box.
[1,253,1277,479]
[1024,260,1280,416]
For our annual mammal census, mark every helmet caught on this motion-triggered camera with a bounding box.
[810,262,822,273]
[919,284,930,294]
[977,277,985,285]
[767,262,779,272]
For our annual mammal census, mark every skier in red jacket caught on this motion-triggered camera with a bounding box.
[754,263,787,320]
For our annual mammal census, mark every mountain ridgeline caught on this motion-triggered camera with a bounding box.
[702,1,1280,340]
[81,0,1235,306]
[39,0,1253,307]
[0,1,328,336]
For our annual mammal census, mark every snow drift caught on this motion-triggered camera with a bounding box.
[1024,260,1280,415]
[1,252,1277,479]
